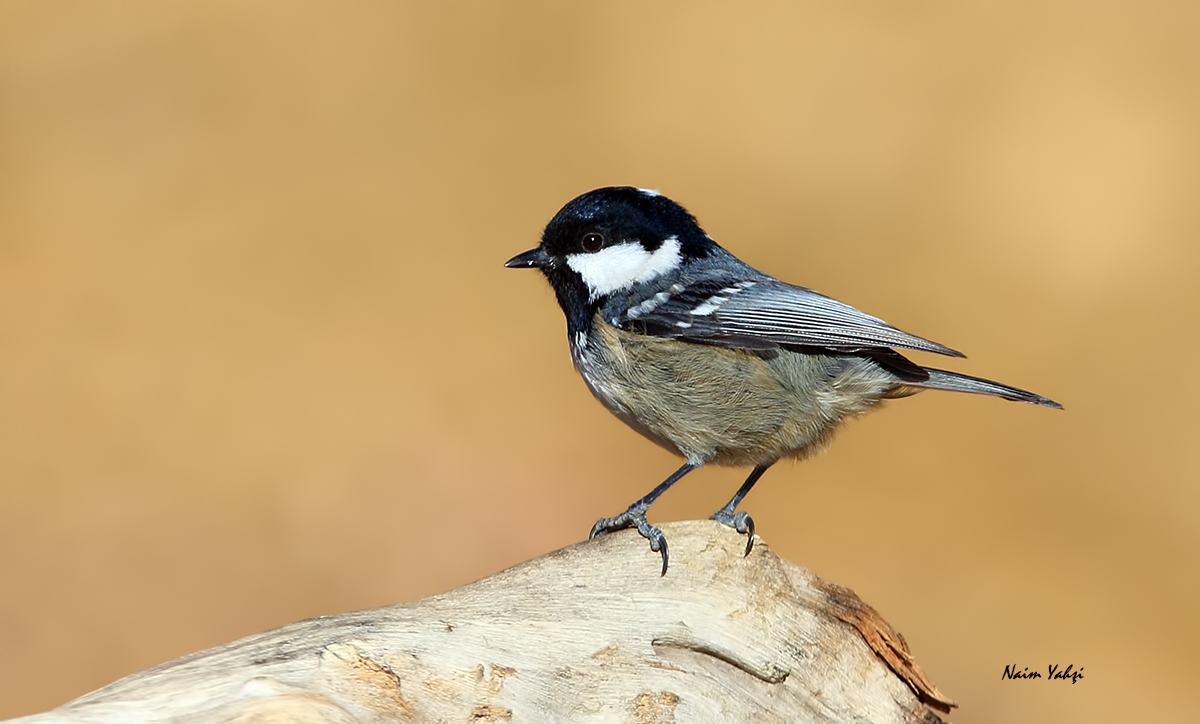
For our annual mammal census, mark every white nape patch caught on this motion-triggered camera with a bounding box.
[566,236,682,301]
[574,331,588,350]
[636,187,661,197]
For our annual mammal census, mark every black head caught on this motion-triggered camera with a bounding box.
[505,187,721,329]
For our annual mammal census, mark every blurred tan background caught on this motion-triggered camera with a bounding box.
[1,1,1196,721]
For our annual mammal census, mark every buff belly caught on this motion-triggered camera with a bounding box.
[572,316,900,467]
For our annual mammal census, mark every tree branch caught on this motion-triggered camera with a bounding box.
[7,520,955,723]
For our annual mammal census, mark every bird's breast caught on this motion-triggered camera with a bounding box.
[568,314,894,466]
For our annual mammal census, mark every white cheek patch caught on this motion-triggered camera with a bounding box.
[566,236,682,301]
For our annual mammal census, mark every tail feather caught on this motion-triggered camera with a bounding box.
[907,367,1063,409]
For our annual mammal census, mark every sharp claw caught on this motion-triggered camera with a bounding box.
[635,520,670,575]
[590,507,642,539]
[710,509,756,557]
[590,508,671,574]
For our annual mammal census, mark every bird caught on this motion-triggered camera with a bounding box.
[505,186,1060,574]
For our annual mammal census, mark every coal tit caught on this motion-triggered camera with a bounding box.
[506,187,1061,574]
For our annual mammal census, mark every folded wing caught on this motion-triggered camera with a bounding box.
[616,275,964,357]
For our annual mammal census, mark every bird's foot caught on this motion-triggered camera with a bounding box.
[590,507,670,576]
[709,508,756,556]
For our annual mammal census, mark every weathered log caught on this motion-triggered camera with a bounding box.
[6,521,955,723]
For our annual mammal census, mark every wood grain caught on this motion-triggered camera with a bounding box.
[6,521,954,723]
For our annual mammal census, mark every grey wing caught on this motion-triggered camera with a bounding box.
[615,276,964,357]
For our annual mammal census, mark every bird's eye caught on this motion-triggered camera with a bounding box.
[581,232,604,252]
